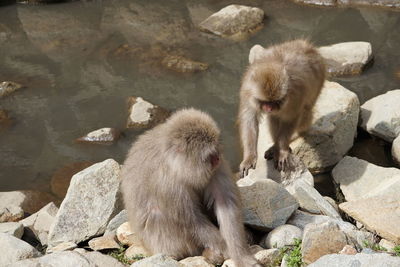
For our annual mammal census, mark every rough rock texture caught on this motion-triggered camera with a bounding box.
[126,97,170,129]
[81,251,126,267]
[131,254,182,267]
[0,222,24,238]
[237,178,298,231]
[393,135,400,165]
[46,242,77,254]
[286,179,341,219]
[105,209,128,235]
[47,159,122,247]
[88,234,120,251]
[116,222,140,246]
[180,256,214,267]
[340,195,400,244]
[0,206,24,223]
[9,251,96,267]
[76,128,120,145]
[301,221,348,264]
[125,243,151,258]
[0,190,56,215]
[332,156,400,201]
[255,249,280,266]
[161,55,208,73]
[0,233,41,265]
[379,239,396,252]
[262,224,302,248]
[360,89,400,142]
[0,81,22,98]
[308,253,400,267]
[199,5,264,40]
[339,245,357,255]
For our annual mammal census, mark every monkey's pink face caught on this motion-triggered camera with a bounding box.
[258,99,283,113]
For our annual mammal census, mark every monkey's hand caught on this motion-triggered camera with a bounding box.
[239,155,257,178]
[276,149,293,172]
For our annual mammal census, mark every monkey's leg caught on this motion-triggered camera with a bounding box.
[297,106,314,135]
[274,118,298,172]
[264,115,280,160]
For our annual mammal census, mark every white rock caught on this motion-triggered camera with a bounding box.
[88,234,120,251]
[76,128,120,144]
[262,224,302,248]
[0,206,24,223]
[392,135,400,165]
[0,222,24,238]
[127,97,170,129]
[237,178,298,231]
[0,233,41,265]
[47,159,122,247]
[0,190,56,215]
[323,196,339,212]
[180,256,213,267]
[9,251,96,267]
[116,222,140,246]
[308,253,400,267]
[360,89,400,142]
[131,254,182,267]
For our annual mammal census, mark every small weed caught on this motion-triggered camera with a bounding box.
[394,245,400,256]
[273,238,303,267]
[362,240,387,252]
[108,247,145,264]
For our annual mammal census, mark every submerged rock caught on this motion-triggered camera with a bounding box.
[360,89,400,142]
[0,233,41,266]
[161,55,208,73]
[76,128,120,145]
[0,81,22,98]
[199,5,264,40]
[308,253,400,267]
[126,97,170,129]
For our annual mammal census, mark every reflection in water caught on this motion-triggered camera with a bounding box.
[0,0,399,193]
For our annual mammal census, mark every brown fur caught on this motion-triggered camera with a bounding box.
[121,108,260,266]
[238,39,325,176]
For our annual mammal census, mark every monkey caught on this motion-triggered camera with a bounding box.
[238,39,325,178]
[121,108,261,267]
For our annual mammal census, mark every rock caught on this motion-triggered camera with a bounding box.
[339,195,400,244]
[379,239,396,252]
[125,243,151,258]
[161,55,208,73]
[254,249,280,266]
[323,196,339,212]
[318,42,372,77]
[105,209,128,235]
[338,0,400,8]
[88,234,120,251]
[286,179,341,219]
[0,190,56,215]
[291,0,336,6]
[0,222,24,238]
[261,224,302,249]
[131,254,182,267]
[332,156,400,201]
[116,222,140,246]
[76,128,120,145]
[0,206,24,223]
[82,251,126,267]
[339,245,357,255]
[47,159,122,247]
[237,178,298,231]
[9,251,96,267]
[308,253,400,267]
[126,97,170,129]
[199,5,264,40]
[0,233,41,265]
[46,241,77,254]
[301,221,348,264]
[360,90,400,142]
[20,202,58,245]
[180,256,213,267]
[0,81,22,98]
[393,135,400,165]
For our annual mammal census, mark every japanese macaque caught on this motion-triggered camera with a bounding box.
[121,108,260,267]
[239,39,325,177]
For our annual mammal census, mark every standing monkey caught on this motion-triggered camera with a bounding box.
[121,109,260,267]
[239,39,325,177]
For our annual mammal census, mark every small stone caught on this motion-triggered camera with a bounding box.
[46,241,77,254]
[0,206,24,223]
[125,244,151,258]
[88,234,120,251]
[0,222,24,238]
[0,81,22,98]
[392,135,400,166]
[161,55,208,73]
[126,97,170,129]
[180,256,214,267]
[0,233,41,265]
[339,245,357,255]
[254,249,280,266]
[261,224,302,249]
[116,222,141,246]
[76,128,120,145]
[131,254,182,267]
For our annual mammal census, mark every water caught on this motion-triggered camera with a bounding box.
[0,0,399,194]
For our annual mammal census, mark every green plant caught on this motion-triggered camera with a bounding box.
[272,238,303,267]
[394,245,400,256]
[108,247,145,264]
[362,240,387,252]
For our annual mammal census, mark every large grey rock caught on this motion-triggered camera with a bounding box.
[360,90,400,142]
[82,251,126,267]
[332,156,400,201]
[9,251,96,267]
[0,81,22,98]
[105,209,128,235]
[393,135,400,166]
[262,224,302,249]
[237,178,298,231]
[0,233,41,265]
[47,159,122,247]
[0,190,56,215]
[199,5,264,40]
[20,202,58,245]
[131,254,182,267]
[339,195,400,244]
[308,253,400,267]
[0,222,24,238]
[126,97,170,129]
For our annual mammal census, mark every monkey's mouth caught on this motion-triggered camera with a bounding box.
[260,100,281,112]
[209,153,220,168]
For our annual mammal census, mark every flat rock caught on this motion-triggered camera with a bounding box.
[46,241,77,254]
[0,233,41,265]
[0,222,24,238]
[237,178,298,231]
[0,206,24,223]
[332,156,400,201]
[180,256,213,267]
[76,128,120,145]
[47,159,122,247]
[261,224,302,249]
[9,251,96,267]
[161,55,208,73]
[0,81,22,98]
[339,195,400,244]
[116,222,141,246]
[131,254,182,267]
[393,135,400,166]
[126,97,170,129]
[105,209,128,235]
[88,234,120,251]
[0,190,56,215]
[360,89,400,142]
[308,253,400,267]
[199,5,264,40]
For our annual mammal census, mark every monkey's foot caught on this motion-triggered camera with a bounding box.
[264,146,276,160]
[202,247,224,265]
[275,149,295,172]
[239,156,257,178]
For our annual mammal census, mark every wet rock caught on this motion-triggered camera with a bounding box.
[301,221,348,264]
[360,89,400,142]
[76,128,120,145]
[0,190,56,215]
[161,55,208,73]
[332,156,400,201]
[308,253,400,267]
[338,0,400,8]
[339,194,400,244]
[125,243,151,258]
[131,254,182,267]
[180,256,213,267]
[10,251,96,267]
[261,224,302,249]
[46,241,77,254]
[88,234,120,251]
[0,206,24,223]
[286,179,341,219]
[237,178,298,231]
[20,202,58,245]
[81,251,126,267]
[126,97,170,129]
[105,209,128,235]
[392,135,400,166]
[47,159,122,247]
[199,5,264,40]
[254,249,280,266]
[0,81,23,98]
[339,245,357,255]
[116,222,140,246]
[291,0,336,6]
[0,233,41,265]
[0,222,24,238]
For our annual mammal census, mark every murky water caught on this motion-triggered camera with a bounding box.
[0,0,399,194]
